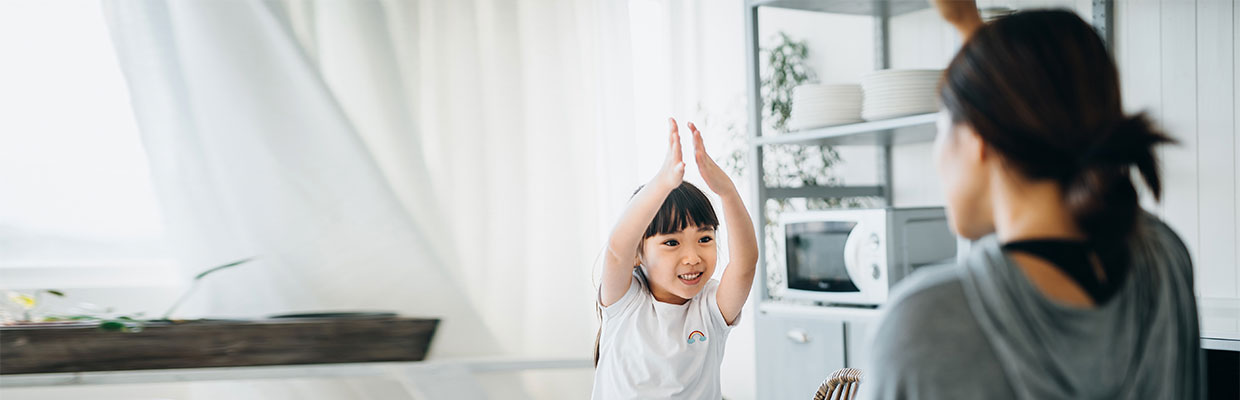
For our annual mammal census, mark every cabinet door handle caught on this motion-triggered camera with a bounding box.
[786,329,810,344]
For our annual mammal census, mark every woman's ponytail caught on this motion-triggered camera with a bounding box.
[1063,113,1175,244]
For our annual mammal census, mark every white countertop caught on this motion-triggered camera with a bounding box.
[1199,297,1240,351]
[761,297,1240,352]
[758,301,881,320]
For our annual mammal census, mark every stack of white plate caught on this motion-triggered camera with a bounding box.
[788,84,863,130]
[860,69,942,121]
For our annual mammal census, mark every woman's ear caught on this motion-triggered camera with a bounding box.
[957,123,987,165]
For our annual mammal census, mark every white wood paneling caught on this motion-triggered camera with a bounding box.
[1197,0,1237,298]
[1234,0,1240,297]
[1117,0,1166,212]
[1158,0,1203,295]
[1117,0,1239,299]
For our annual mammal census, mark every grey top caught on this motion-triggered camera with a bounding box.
[862,213,1202,400]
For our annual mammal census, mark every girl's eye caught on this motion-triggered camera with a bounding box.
[663,240,679,246]
[699,236,713,243]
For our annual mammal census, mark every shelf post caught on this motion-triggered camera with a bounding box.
[875,1,894,207]
[744,2,768,302]
[1091,0,1114,51]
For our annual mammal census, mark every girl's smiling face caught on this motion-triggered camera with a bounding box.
[638,225,718,304]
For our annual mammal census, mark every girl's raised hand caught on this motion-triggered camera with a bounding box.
[688,122,737,195]
[653,117,686,190]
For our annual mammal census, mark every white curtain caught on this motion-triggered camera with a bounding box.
[409,2,755,397]
[102,0,498,355]
[103,0,752,398]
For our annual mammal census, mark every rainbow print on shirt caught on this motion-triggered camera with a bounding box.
[687,330,707,344]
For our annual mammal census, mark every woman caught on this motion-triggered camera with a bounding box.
[862,5,1202,400]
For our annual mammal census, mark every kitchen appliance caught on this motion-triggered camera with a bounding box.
[776,207,958,306]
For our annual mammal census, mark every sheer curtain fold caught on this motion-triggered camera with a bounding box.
[103,0,498,359]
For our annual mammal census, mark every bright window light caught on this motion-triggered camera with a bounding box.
[0,1,169,269]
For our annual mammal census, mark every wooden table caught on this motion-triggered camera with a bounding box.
[1,316,437,374]
[0,316,592,399]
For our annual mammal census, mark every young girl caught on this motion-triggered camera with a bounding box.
[592,118,758,399]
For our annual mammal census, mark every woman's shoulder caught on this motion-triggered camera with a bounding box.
[864,264,1015,399]
[1130,211,1195,281]
[877,264,976,340]
[1133,211,1191,258]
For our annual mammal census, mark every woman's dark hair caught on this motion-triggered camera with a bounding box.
[939,10,1174,251]
[594,181,719,366]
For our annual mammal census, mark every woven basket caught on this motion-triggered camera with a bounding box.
[812,367,863,400]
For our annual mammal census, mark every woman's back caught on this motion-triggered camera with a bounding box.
[863,213,1201,399]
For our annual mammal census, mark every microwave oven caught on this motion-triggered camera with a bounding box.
[775,207,959,306]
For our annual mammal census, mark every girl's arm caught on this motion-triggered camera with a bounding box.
[601,118,685,307]
[689,122,758,325]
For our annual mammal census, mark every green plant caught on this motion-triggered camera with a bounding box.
[762,32,814,132]
[161,257,254,320]
[2,258,254,332]
[5,289,147,331]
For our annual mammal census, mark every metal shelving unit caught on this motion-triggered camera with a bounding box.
[744,0,936,303]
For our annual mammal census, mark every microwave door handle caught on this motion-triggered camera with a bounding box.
[842,223,863,284]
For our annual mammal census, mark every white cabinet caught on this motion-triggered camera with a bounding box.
[756,304,879,399]
[755,309,845,399]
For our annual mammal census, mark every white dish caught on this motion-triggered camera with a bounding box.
[795,108,863,113]
[862,105,938,118]
[861,82,938,90]
[792,116,863,122]
[862,111,933,121]
[864,99,936,107]
[794,97,864,104]
[794,106,864,113]
[791,115,863,122]
[793,116,864,123]
[864,104,936,113]
[790,119,865,130]
[865,102,936,109]
[794,95,863,102]
[865,97,937,105]
[793,111,864,118]
[862,87,939,95]
[795,95,862,101]
[862,75,939,83]
[794,83,863,90]
[862,69,942,80]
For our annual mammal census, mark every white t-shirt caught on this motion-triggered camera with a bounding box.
[591,270,739,400]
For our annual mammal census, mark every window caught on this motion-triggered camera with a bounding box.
[0,1,176,287]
